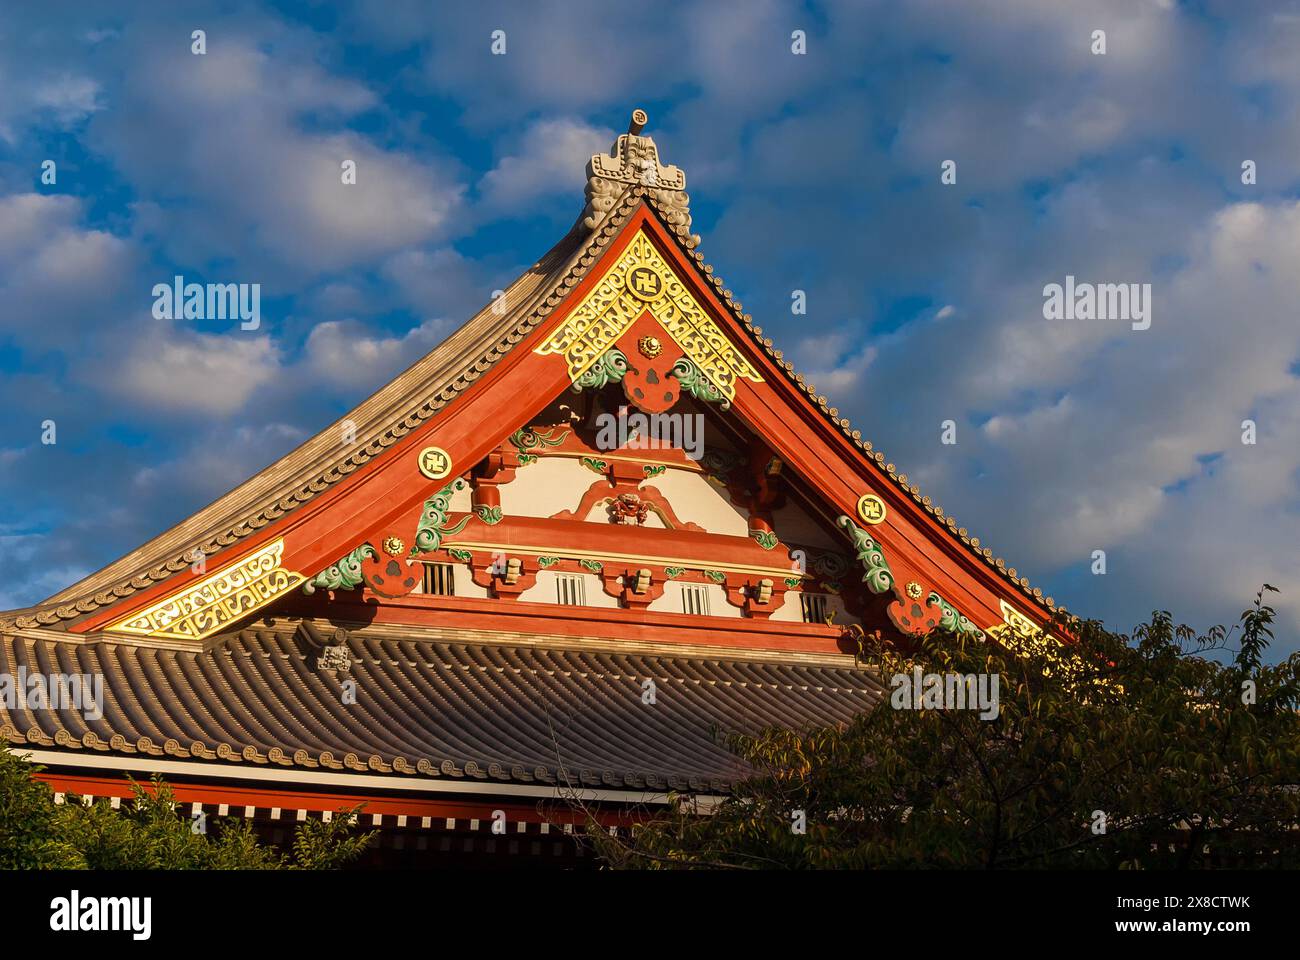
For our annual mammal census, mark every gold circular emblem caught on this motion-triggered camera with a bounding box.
[906,581,923,600]
[382,537,406,557]
[417,446,452,480]
[626,266,663,301]
[637,335,662,359]
[857,494,887,525]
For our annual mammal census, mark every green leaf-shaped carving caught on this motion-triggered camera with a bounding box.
[414,479,471,554]
[836,515,894,595]
[928,591,986,640]
[448,548,473,562]
[509,427,569,465]
[703,570,726,584]
[537,556,560,568]
[752,530,779,550]
[671,357,730,409]
[580,457,608,475]
[643,464,667,478]
[784,576,802,589]
[572,348,629,392]
[474,504,503,525]
[664,566,686,579]
[578,559,603,574]
[303,543,377,594]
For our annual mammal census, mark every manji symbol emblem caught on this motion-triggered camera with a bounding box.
[627,266,663,300]
[107,538,305,642]
[857,494,887,525]
[418,446,452,480]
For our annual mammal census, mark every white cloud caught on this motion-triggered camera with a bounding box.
[91,36,465,277]
[0,194,136,347]
[30,73,102,123]
[114,325,281,416]
[0,0,1296,652]
[303,317,452,390]
[888,199,1300,628]
[792,329,878,397]
[130,423,308,500]
[478,117,613,212]
[0,193,81,258]
[381,246,494,318]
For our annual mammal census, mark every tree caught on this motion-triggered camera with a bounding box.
[0,744,375,869]
[594,587,1300,869]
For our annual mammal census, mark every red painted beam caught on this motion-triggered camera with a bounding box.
[286,590,844,654]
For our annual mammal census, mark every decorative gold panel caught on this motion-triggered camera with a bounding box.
[984,600,1057,646]
[108,539,305,642]
[535,230,762,403]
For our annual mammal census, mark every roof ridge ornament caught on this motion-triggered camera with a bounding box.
[582,108,697,246]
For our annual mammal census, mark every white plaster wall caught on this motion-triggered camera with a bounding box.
[518,570,620,608]
[646,580,736,617]
[645,468,750,536]
[769,588,805,623]
[452,562,489,599]
[498,458,601,518]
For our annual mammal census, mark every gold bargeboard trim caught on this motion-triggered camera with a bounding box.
[106,539,305,642]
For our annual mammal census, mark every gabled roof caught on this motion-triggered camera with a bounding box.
[1,115,1061,636]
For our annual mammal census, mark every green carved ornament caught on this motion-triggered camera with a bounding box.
[303,543,376,594]
[572,349,628,392]
[671,357,730,409]
[414,479,471,554]
[836,515,894,595]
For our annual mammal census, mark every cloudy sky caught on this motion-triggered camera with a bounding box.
[1,0,1296,656]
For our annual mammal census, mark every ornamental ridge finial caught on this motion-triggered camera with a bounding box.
[582,106,697,246]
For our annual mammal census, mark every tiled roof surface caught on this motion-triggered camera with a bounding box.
[0,624,882,793]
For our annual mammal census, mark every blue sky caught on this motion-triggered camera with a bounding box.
[1,0,1298,656]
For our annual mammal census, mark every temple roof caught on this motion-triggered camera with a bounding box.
[0,621,881,792]
[0,111,1060,636]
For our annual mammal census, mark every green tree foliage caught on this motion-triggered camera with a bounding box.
[0,746,374,869]
[596,587,1300,869]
